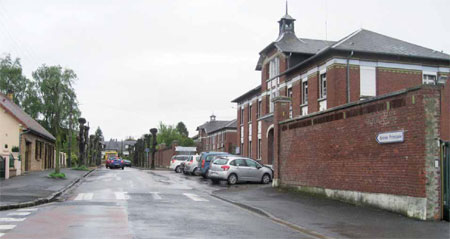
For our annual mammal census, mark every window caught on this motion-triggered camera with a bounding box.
[257,100,261,118]
[360,66,376,97]
[240,108,244,124]
[287,87,293,118]
[240,143,243,155]
[245,159,258,168]
[248,105,252,122]
[269,57,280,79]
[233,159,247,166]
[257,139,261,159]
[302,80,308,105]
[249,124,252,138]
[319,73,327,99]
[423,74,437,85]
[248,141,252,157]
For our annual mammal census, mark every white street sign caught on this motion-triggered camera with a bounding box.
[376,131,404,144]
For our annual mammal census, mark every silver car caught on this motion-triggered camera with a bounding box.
[208,156,273,185]
[183,155,201,175]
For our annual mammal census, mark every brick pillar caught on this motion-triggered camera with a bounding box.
[272,96,291,187]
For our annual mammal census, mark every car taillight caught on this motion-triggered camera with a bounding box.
[121,160,124,163]
[201,159,205,168]
[188,162,192,165]
[221,165,230,171]
[171,160,175,164]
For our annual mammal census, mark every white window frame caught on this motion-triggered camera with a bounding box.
[301,79,308,105]
[423,72,437,85]
[360,66,376,97]
[319,72,327,99]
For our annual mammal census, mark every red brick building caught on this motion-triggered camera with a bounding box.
[232,10,450,220]
[233,11,450,166]
[196,115,238,153]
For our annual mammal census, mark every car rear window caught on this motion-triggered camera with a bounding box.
[213,159,228,165]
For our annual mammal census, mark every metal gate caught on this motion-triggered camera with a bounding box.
[0,156,5,179]
[443,142,450,221]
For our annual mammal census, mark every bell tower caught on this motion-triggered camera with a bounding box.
[277,1,296,40]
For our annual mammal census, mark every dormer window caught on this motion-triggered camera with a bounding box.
[269,57,280,79]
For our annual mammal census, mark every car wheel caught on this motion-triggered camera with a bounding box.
[193,167,200,176]
[122,167,124,170]
[202,169,209,179]
[175,166,181,173]
[228,174,238,185]
[261,173,271,184]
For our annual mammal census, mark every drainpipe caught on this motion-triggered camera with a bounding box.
[346,51,354,103]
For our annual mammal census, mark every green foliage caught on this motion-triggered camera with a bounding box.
[176,122,189,137]
[49,172,66,179]
[72,165,89,171]
[157,122,195,147]
[11,146,19,152]
[33,65,80,135]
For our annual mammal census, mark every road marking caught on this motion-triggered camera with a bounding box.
[183,193,208,202]
[114,192,129,200]
[149,192,162,200]
[0,218,26,222]
[7,212,30,216]
[0,225,16,230]
[74,193,93,201]
[17,208,37,212]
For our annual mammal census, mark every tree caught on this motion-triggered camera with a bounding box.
[0,54,41,118]
[176,122,189,137]
[157,122,195,147]
[33,65,80,174]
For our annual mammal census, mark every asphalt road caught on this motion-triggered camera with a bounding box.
[0,167,313,239]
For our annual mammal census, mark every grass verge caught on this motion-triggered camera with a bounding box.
[49,172,66,179]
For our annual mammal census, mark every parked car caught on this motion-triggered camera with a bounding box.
[208,156,273,185]
[183,155,201,175]
[109,158,124,170]
[123,159,132,167]
[169,155,190,173]
[199,152,230,178]
[105,156,117,168]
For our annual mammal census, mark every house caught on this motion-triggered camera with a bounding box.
[0,92,58,179]
[196,115,238,154]
[102,139,136,157]
[232,9,450,220]
[232,9,450,165]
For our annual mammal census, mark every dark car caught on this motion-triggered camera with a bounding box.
[123,159,131,167]
[109,158,124,170]
[105,156,117,168]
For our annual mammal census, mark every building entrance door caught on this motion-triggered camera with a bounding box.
[268,129,274,165]
[443,142,450,221]
[25,141,31,171]
[0,155,5,178]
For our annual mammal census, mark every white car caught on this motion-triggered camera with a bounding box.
[169,155,190,173]
[183,155,201,175]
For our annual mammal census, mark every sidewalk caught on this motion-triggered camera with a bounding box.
[213,185,449,239]
[0,168,94,210]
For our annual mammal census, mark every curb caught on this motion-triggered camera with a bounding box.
[211,193,332,239]
[0,168,96,211]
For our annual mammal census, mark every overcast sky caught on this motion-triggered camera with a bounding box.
[0,0,449,140]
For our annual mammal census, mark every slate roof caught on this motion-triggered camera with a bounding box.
[0,92,55,141]
[232,85,261,103]
[104,139,136,151]
[197,119,237,135]
[332,29,450,60]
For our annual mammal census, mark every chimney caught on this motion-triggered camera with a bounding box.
[6,90,13,101]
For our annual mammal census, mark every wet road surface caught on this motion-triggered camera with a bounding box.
[0,167,313,239]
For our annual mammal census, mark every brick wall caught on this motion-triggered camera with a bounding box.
[155,146,175,168]
[376,68,422,95]
[276,86,442,220]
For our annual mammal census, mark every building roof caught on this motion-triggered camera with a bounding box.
[197,119,237,135]
[231,85,261,103]
[0,92,55,141]
[104,139,136,151]
[331,29,450,60]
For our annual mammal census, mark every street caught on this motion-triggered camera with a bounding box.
[0,168,313,239]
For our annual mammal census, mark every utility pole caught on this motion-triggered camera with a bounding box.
[78,118,86,166]
[67,105,72,168]
[150,128,157,170]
